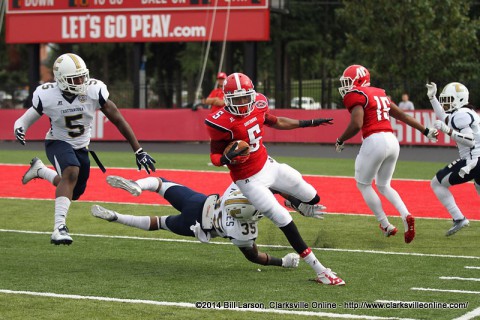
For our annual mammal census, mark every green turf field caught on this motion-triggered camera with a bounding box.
[1,149,478,320]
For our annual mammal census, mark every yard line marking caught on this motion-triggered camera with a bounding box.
[465,266,480,270]
[439,276,480,282]
[411,288,480,295]
[1,229,479,260]
[0,289,418,320]
[452,307,480,320]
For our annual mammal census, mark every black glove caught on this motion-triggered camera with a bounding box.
[135,148,156,174]
[220,142,250,165]
[299,118,334,127]
[14,127,26,145]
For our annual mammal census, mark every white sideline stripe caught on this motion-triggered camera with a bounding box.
[465,266,480,270]
[411,288,480,295]
[1,229,479,260]
[439,276,480,282]
[0,289,418,320]
[452,307,480,320]
[1,197,476,222]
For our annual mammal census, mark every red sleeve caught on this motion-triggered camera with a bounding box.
[264,113,278,126]
[205,123,231,166]
[343,90,367,113]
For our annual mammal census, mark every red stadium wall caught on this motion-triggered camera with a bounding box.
[0,109,455,146]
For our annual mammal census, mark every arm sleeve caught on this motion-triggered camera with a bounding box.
[429,97,447,122]
[264,113,278,126]
[14,107,42,131]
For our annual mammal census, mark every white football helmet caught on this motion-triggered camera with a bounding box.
[53,53,90,95]
[439,82,469,113]
[223,190,263,221]
[223,73,256,116]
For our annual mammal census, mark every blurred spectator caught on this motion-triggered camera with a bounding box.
[205,72,227,113]
[398,93,415,111]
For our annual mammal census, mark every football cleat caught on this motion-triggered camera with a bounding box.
[379,223,398,237]
[91,205,118,222]
[315,268,345,286]
[50,224,73,245]
[22,157,46,185]
[404,215,415,244]
[284,200,326,219]
[446,218,469,236]
[106,175,142,196]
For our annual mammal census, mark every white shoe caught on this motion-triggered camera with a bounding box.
[106,175,142,196]
[22,157,46,185]
[315,268,345,286]
[446,218,469,236]
[50,224,73,245]
[91,205,118,222]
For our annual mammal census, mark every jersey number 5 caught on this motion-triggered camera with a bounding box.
[373,96,390,121]
[65,114,85,138]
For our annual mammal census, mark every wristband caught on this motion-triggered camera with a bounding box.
[135,148,143,154]
[299,120,313,128]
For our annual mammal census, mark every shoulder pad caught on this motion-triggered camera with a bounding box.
[451,110,475,131]
[254,93,268,109]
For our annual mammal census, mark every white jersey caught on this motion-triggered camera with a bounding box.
[212,183,258,248]
[449,108,480,160]
[32,79,108,149]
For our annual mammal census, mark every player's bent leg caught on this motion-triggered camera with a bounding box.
[356,181,396,236]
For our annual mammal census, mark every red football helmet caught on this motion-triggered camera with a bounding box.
[338,65,371,97]
[223,73,256,116]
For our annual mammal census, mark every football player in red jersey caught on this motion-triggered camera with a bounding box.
[205,72,345,285]
[205,72,227,114]
[335,65,439,243]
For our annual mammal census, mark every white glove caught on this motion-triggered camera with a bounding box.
[335,139,345,153]
[297,203,327,219]
[426,82,437,100]
[190,221,211,243]
[434,120,451,134]
[424,127,438,142]
[282,253,300,268]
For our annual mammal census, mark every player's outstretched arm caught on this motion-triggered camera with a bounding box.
[239,244,299,268]
[269,116,333,130]
[101,100,156,173]
[390,102,438,142]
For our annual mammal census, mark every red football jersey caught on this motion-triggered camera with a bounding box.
[207,87,225,114]
[343,86,393,138]
[205,93,276,181]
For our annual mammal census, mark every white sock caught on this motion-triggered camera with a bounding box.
[431,178,464,220]
[115,213,151,230]
[160,216,171,231]
[38,167,58,185]
[301,248,326,275]
[377,184,410,219]
[357,182,390,228]
[54,196,71,230]
[136,177,160,192]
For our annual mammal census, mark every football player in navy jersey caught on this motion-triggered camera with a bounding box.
[14,53,156,245]
[427,81,480,236]
[91,175,300,269]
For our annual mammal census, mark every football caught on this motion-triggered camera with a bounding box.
[223,140,250,156]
